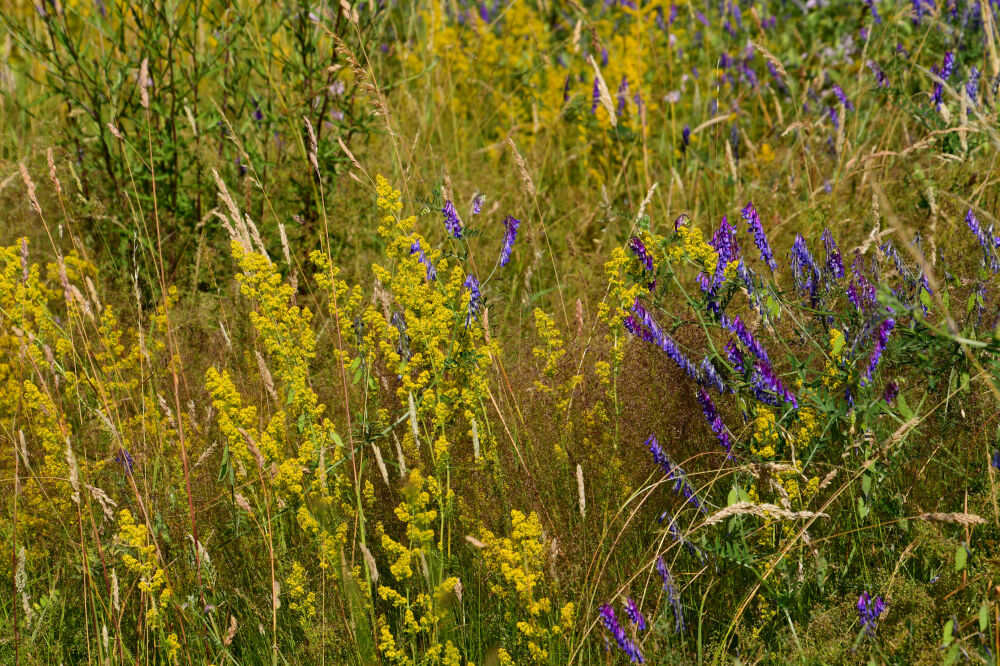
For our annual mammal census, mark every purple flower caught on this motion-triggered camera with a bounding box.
[624,597,647,631]
[883,381,898,405]
[864,0,881,22]
[866,60,889,88]
[699,357,728,394]
[992,450,1000,470]
[115,446,134,474]
[629,300,699,380]
[862,319,895,386]
[931,52,956,110]
[646,435,707,513]
[741,201,777,270]
[966,66,981,111]
[753,359,798,408]
[499,215,520,267]
[697,387,733,455]
[599,604,645,663]
[591,77,600,113]
[822,229,845,280]
[832,84,854,111]
[629,236,655,271]
[617,76,629,114]
[463,275,481,326]
[966,209,1000,272]
[442,200,463,239]
[789,234,821,301]
[723,314,771,365]
[409,240,437,281]
[857,592,886,635]
[471,193,485,216]
[725,340,747,373]
[656,556,685,632]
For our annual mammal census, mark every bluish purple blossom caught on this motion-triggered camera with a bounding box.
[966,209,1000,273]
[463,275,481,326]
[628,300,699,380]
[647,435,707,513]
[656,556,685,632]
[471,193,485,216]
[624,597,647,631]
[741,201,777,270]
[723,313,771,364]
[857,592,886,635]
[861,318,895,386]
[629,236,655,271]
[753,359,799,408]
[409,240,437,281]
[499,215,520,267]
[599,604,645,663]
[697,387,733,454]
[883,380,898,405]
[442,200,463,239]
[866,60,889,88]
[822,228,845,280]
[115,446,134,474]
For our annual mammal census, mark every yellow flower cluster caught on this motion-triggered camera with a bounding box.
[117,509,172,628]
[480,510,561,662]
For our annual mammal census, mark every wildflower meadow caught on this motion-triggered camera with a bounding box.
[3,0,1000,663]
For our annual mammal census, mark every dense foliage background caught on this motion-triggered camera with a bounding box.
[2,0,1000,664]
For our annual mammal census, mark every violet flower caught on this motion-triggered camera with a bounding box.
[624,597,647,631]
[656,556,685,633]
[741,201,777,270]
[442,200,463,239]
[857,592,886,635]
[409,240,437,281]
[463,275,481,326]
[822,228,845,279]
[629,300,699,381]
[647,435,707,513]
[629,236,655,271]
[697,388,733,455]
[861,318,895,385]
[599,604,645,663]
[499,215,520,267]
[753,359,798,408]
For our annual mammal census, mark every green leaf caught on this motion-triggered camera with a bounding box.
[857,497,869,521]
[862,475,872,496]
[332,432,345,449]
[286,388,296,405]
[831,332,845,357]
[297,412,306,433]
[897,393,913,420]
[728,486,739,507]
[942,618,954,647]
[919,288,932,310]
[979,603,989,632]
[955,544,968,572]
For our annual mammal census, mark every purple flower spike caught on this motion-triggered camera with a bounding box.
[832,84,854,110]
[697,388,733,455]
[115,446,134,474]
[822,229,845,279]
[499,215,520,267]
[866,60,889,88]
[724,314,771,365]
[790,234,821,300]
[966,209,1000,273]
[629,236,655,271]
[599,604,645,663]
[471,193,485,216]
[656,556,685,633]
[862,318,895,386]
[624,597,647,631]
[646,435,707,513]
[857,592,886,635]
[629,300,699,380]
[753,359,798,408]
[883,381,899,405]
[409,240,437,281]
[442,200,463,239]
[741,201,777,270]
[463,275,481,326]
